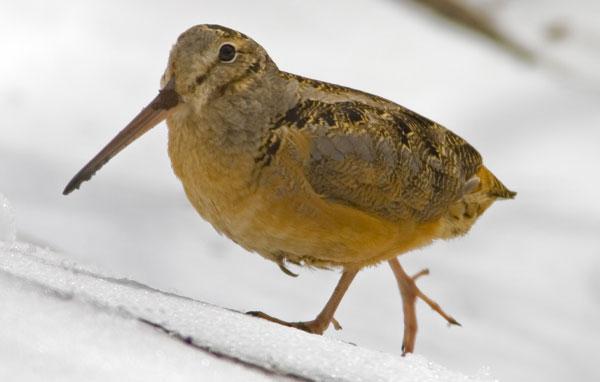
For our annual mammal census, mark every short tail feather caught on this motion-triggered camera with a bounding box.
[478,166,516,199]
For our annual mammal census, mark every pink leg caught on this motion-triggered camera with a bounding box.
[248,269,358,334]
[388,258,460,354]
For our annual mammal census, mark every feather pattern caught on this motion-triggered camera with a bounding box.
[271,73,489,224]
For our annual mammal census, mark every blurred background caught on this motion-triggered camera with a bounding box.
[1,1,599,381]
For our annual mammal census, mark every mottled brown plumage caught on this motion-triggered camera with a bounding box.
[64,24,515,354]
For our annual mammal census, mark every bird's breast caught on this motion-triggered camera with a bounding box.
[166,114,261,237]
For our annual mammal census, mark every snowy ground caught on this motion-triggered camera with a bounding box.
[0,246,277,382]
[0,238,490,382]
[1,1,599,381]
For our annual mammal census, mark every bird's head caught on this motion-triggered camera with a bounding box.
[63,24,274,195]
[163,24,274,111]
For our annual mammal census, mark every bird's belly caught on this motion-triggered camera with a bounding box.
[181,170,441,269]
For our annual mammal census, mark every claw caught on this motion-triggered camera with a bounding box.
[414,288,461,327]
[332,317,343,330]
[277,258,299,277]
[246,310,326,334]
[411,268,429,280]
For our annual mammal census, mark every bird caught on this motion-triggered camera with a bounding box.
[63,24,515,354]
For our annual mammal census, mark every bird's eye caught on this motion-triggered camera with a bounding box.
[218,44,237,63]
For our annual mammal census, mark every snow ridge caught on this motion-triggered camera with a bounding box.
[0,242,492,382]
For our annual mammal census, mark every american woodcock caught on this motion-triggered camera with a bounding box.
[64,24,515,354]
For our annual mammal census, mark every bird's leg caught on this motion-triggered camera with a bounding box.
[388,258,460,354]
[248,269,358,334]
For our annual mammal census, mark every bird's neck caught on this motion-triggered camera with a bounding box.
[213,72,295,146]
[167,69,297,188]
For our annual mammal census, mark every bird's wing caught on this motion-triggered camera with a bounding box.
[276,99,482,222]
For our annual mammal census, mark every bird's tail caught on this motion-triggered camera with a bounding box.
[477,166,516,199]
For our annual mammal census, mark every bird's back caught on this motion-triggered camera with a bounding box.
[277,72,515,226]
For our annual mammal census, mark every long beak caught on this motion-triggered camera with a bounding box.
[63,78,180,195]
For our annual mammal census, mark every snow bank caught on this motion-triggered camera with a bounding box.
[0,242,494,382]
[0,268,273,382]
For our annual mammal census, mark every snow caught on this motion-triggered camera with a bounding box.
[0,194,16,243]
[0,266,274,382]
[0,241,490,382]
[1,1,599,381]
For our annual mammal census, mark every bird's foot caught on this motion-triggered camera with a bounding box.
[246,311,341,335]
[400,268,460,355]
[411,269,461,327]
[389,259,460,355]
